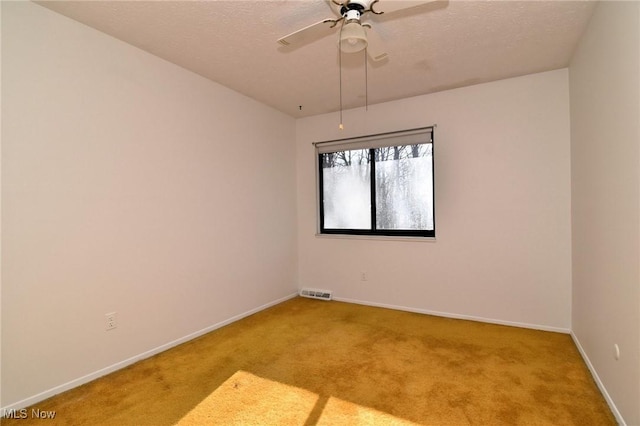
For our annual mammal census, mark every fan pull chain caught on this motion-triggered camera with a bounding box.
[338,19,345,130]
[339,49,344,130]
[364,47,368,111]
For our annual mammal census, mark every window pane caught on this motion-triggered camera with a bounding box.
[321,150,371,229]
[375,144,433,230]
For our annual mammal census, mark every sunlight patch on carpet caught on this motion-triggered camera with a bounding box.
[176,370,419,425]
[318,396,420,425]
[177,371,318,425]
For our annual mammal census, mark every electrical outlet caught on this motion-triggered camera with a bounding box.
[360,271,367,281]
[105,312,117,331]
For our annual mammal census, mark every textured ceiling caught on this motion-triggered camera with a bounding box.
[37,0,596,118]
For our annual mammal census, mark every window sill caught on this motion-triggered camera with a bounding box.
[315,233,436,242]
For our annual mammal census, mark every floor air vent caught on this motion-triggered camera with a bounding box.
[299,288,333,301]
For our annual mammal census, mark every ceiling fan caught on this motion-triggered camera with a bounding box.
[277,0,437,61]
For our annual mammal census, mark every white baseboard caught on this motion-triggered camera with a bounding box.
[332,296,571,334]
[570,332,626,426]
[1,292,298,414]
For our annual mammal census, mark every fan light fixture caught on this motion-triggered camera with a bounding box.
[340,21,367,53]
[277,0,439,129]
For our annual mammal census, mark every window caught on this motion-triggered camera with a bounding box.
[316,127,434,238]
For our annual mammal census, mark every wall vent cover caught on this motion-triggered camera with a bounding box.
[299,288,333,301]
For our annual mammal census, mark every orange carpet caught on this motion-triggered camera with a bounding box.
[2,297,615,425]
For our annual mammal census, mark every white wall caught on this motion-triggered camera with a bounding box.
[296,69,572,331]
[569,2,640,425]
[1,2,297,408]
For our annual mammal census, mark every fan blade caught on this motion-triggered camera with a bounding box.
[371,0,437,15]
[277,19,340,47]
[363,25,388,61]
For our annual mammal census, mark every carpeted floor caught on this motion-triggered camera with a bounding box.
[3,297,616,425]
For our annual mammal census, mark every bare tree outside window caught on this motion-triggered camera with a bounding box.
[375,144,433,230]
[318,127,435,238]
[322,149,371,229]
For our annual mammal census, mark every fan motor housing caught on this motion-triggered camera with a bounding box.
[334,0,372,17]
